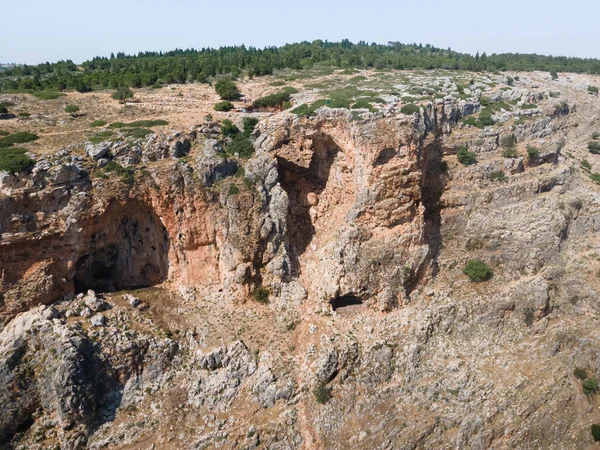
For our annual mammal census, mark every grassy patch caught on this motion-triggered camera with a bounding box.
[31,91,65,100]
[0,147,35,174]
[89,130,115,144]
[0,131,39,148]
[90,120,107,127]
[104,161,134,185]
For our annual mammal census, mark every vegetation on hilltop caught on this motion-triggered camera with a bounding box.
[3,40,600,94]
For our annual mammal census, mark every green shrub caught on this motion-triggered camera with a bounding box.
[574,367,588,380]
[400,103,419,115]
[583,377,599,396]
[591,173,600,184]
[228,184,240,195]
[588,86,599,95]
[490,171,507,182]
[214,101,234,112]
[215,78,241,100]
[526,144,540,159]
[581,159,592,171]
[550,70,558,80]
[0,147,35,174]
[18,112,30,118]
[252,286,269,304]
[0,104,7,114]
[0,131,39,148]
[0,131,8,136]
[588,141,600,154]
[506,76,514,86]
[592,132,600,140]
[108,122,127,129]
[65,104,80,116]
[463,259,493,282]
[221,119,239,137]
[227,134,254,158]
[521,103,537,109]
[269,80,286,87]
[31,91,65,100]
[457,147,477,165]
[90,120,107,127]
[313,381,332,404]
[592,424,600,442]
[502,148,518,158]
[242,117,259,136]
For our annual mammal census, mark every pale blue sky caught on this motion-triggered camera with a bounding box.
[1,0,598,64]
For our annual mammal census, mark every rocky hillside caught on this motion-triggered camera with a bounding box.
[2,70,600,449]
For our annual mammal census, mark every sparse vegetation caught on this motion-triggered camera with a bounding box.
[574,367,588,380]
[252,286,269,304]
[214,100,234,112]
[313,381,332,404]
[457,147,477,165]
[463,259,493,282]
[228,184,240,195]
[583,377,599,396]
[88,130,115,144]
[581,159,592,171]
[526,144,540,159]
[90,120,107,127]
[103,160,134,185]
[490,171,507,182]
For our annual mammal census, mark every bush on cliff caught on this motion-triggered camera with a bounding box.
[463,259,493,282]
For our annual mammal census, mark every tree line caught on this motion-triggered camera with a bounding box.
[2,40,600,93]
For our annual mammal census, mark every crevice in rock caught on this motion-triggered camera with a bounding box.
[276,134,341,275]
[73,202,169,293]
[406,137,446,294]
[329,294,363,311]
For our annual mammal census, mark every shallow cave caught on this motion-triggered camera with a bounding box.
[276,134,341,273]
[329,294,364,311]
[73,202,169,293]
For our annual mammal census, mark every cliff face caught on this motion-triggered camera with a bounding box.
[2,71,600,450]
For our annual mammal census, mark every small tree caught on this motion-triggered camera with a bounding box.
[64,104,80,117]
[112,86,134,104]
[463,259,493,282]
[214,78,241,100]
[550,70,558,80]
[214,101,234,112]
[583,377,599,396]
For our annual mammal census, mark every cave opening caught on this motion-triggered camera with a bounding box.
[276,134,341,274]
[329,294,364,311]
[73,202,169,294]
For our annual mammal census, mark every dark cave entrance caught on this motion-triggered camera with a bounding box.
[329,294,364,311]
[73,203,169,293]
[276,134,341,274]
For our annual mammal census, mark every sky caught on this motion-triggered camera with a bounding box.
[1,0,599,64]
